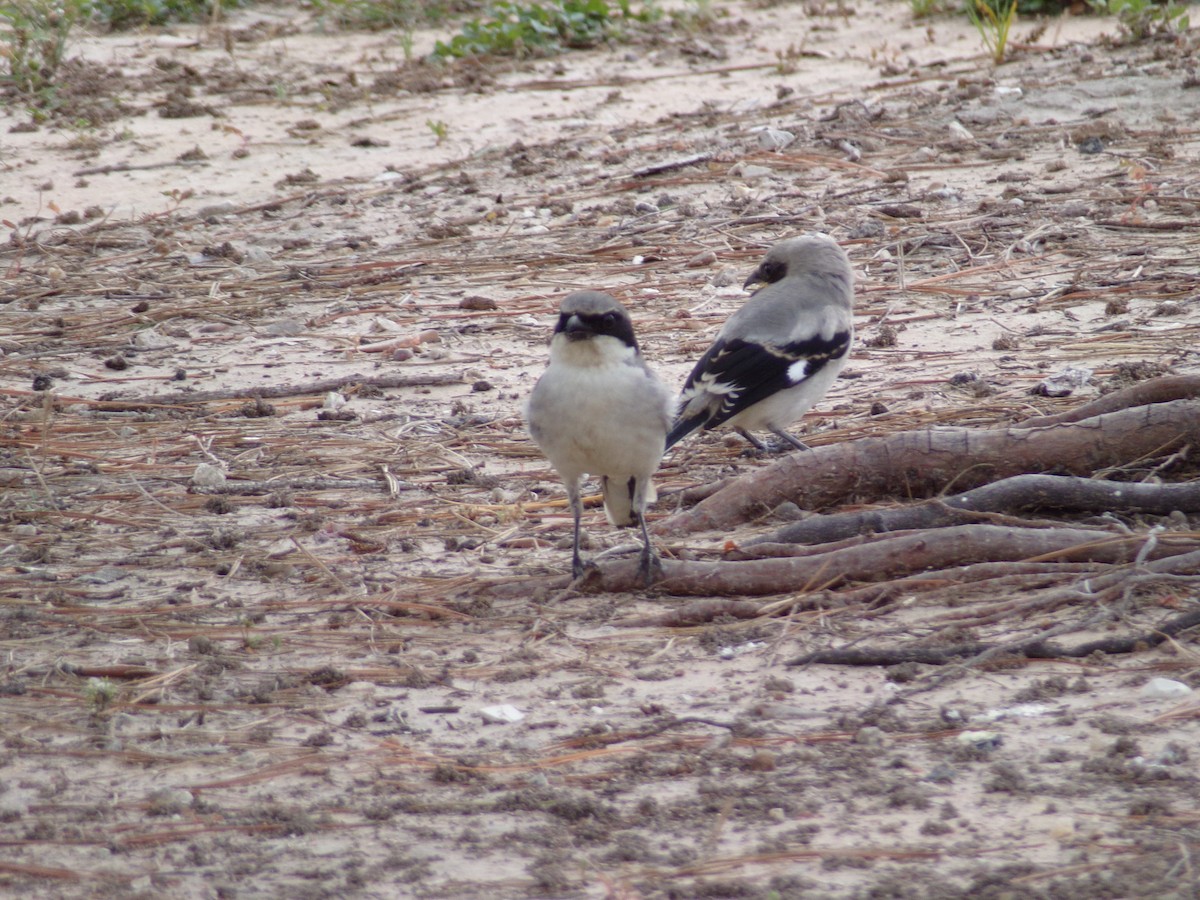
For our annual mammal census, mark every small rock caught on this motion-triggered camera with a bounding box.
[479,704,524,724]
[733,163,773,179]
[686,250,717,268]
[1033,366,1092,398]
[948,120,975,141]
[79,566,126,585]
[195,201,236,218]
[192,463,227,488]
[854,726,887,747]
[771,501,805,521]
[923,764,957,784]
[747,750,776,772]
[131,329,175,351]
[957,730,1003,751]
[879,203,923,219]
[263,318,305,337]
[929,186,962,202]
[459,295,498,311]
[1141,677,1192,700]
[756,127,795,151]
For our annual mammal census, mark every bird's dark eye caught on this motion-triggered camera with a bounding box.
[601,313,616,331]
[759,260,787,284]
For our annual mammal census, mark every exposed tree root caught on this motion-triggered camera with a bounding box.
[786,606,1200,668]
[1012,374,1200,430]
[751,475,1200,547]
[587,527,1200,595]
[658,397,1200,535]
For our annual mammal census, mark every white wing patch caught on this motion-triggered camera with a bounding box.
[786,359,812,384]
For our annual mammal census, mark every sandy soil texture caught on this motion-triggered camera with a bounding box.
[3,2,1200,897]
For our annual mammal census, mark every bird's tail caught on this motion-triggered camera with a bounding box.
[601,475,656,527]
[664,414,704,451]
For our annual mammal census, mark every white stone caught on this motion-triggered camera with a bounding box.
[1141,677,1192,700]
[192,463,226,488]
[479,704,524,724]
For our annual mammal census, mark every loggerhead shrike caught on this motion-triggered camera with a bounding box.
[666,235,854,452]
[526,291,674,584]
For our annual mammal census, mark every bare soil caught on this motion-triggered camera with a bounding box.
[3,2,1200,898]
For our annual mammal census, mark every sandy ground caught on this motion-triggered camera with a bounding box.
[3,1,1200,898]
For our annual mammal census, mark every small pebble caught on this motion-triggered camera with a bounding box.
[192,463,227,489]
[854,726,887,747]
[1141,677,1191,700]
[479,704,524,724]
[735,163,773,179]
[957,730,1003,751]
[459,296,498,311]
[756,127,795,151]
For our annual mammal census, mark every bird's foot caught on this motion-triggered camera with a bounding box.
[571,557,601,582]
[637,548,663,588]
[738,430,810,455]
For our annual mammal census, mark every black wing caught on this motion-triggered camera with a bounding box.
[666,331,850,448]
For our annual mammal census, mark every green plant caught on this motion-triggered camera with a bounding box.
[84,677,118,710]
[433,0,657,60]
[965,0,1018,63]
[1,0,243,112]
[88,0,240,28]
[426,118,449,143]
[0,1,83,99]
[676,0,715,26]
[310,0,476,31]
[909,0,939,15]
[1106,0,1190,40]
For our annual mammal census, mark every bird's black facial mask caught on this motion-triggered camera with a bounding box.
[560,314,593,341]
[556,310,637,349]
[744,258,787,291]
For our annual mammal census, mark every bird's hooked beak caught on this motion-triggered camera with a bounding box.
[742,267,767,292]
[743,257,786,292]
[563,314,594,342]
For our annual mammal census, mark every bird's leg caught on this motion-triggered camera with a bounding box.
[770,427,811,452]
[635,511,661,587]
[567,483,586,579]
[736,428,769,452]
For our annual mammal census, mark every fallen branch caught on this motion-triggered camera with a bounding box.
[753,475,1200,547]
[658,398,1200,535]
[617,598,771,628]
[192,477,384,495]
[583,527,1200,596]
[1013,375,1200,429]
[786,606,1200,667]
[91,372,460,409]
